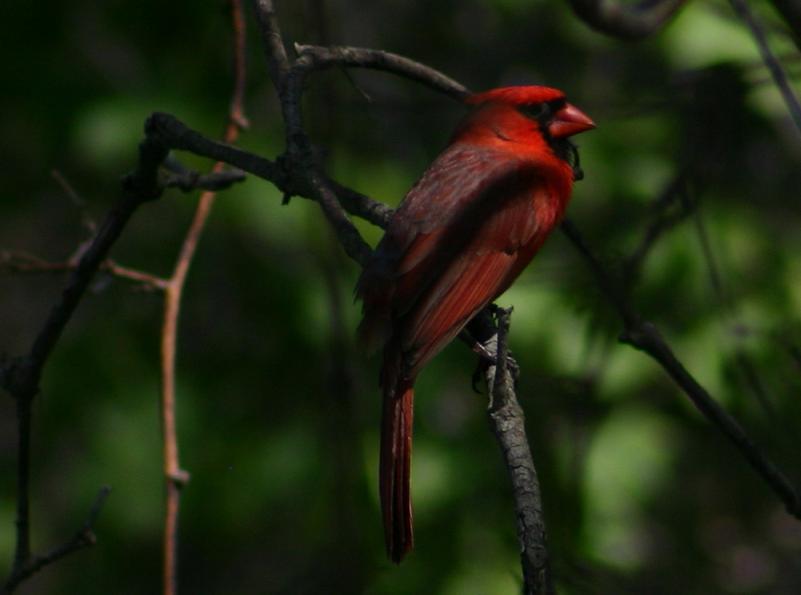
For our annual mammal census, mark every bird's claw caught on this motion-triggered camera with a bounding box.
[471,340,495,362]
[470,344,520,392]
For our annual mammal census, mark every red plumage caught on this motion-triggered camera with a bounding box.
[356,85,595,562]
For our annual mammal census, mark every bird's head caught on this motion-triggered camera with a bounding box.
[465,86,595,140]
[463,86,595,180]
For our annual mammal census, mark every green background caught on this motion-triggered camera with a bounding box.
[2,0,801,593]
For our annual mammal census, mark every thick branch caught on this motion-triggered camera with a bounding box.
[279,61,372,263]
[164,168,246,192]
[471,308,552,595]
[566,0,687,40]
[145,113,393,229]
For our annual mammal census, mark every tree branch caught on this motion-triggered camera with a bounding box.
[566,0,687,40]
[252,0,290,91]
[280,57,373,264]
[0,251,169,291]
[560,219,801,519]
[293,44,469,101]
[144,112,393,228]
[0,115,172,595]
[1,487,111,595]
[729,0,801,136]
[158,2,249,594]
[467,308,553,595]
[622,173,694,288]
[163,168,246,192]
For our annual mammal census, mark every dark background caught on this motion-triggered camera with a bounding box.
[2,0,801,593]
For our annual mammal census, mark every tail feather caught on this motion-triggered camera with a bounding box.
[380,383,415,563]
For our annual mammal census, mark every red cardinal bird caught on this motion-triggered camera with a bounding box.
[356,86,594,562]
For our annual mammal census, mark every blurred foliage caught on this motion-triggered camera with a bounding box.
[2,0,801,593]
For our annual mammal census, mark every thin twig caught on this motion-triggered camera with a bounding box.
[1,106,172,595]
[0,251,169,291]
[692,210,783,430]
[51,170,97,234]
[730,0,801,135]
[158,2,249,593]
[252,0,290,91]
[2,487,111,594]
[622,173,693,287]
[293,44,469,101]
[561,219,801,518]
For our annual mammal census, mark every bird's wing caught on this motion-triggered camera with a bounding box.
[357,143,556,361]
[400,179,556,372]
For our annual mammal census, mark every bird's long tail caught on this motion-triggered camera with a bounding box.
[380,378,415,563]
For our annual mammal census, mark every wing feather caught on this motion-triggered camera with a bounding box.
[358,142,558,366]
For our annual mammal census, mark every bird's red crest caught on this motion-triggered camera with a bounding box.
[465,86,566,107]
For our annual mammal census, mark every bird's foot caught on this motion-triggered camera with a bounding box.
[470,343,520,392]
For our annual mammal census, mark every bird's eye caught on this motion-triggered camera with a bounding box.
[519,99,568,123]
[519,103,549,120]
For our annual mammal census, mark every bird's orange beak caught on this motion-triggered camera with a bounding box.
[548,103,595,139]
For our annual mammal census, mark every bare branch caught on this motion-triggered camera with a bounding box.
[0,112,173,595]
[622,173,694,287]
[276,47,374,264]
[1,251,73,275]
[304,168,374,265]
[145,112,393,228]
[51,170,97,234]
[158,2,249,592]
[252,0,291,91]
[2,135,170,400]
[275,42,476,264]
[470,308,553,595]
[566,0,687,40]
[692,210,788,437]
[561,219,801,519]
[293,44,469,101]
[102,261,170,290]
[2,487,111,594]
[729,0,801,136]
[162,158,246,192]
[146,113,283,181]
[0,251,169,291]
